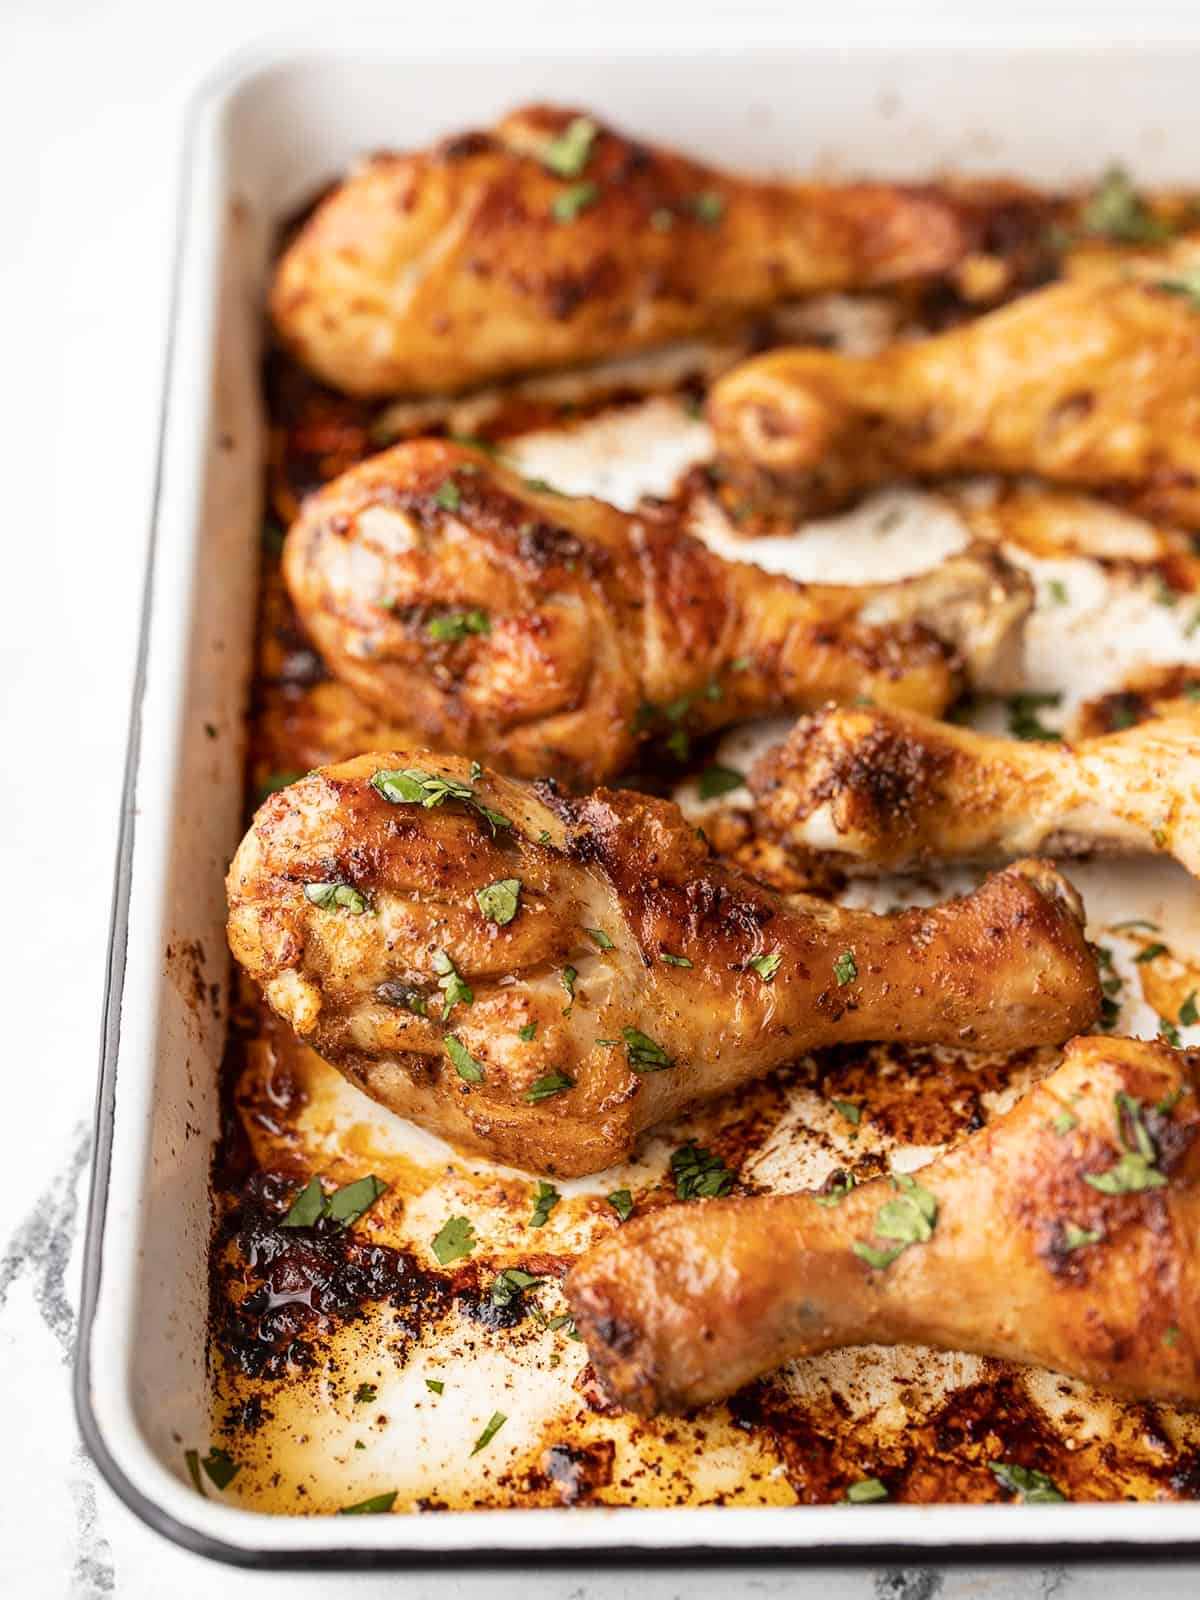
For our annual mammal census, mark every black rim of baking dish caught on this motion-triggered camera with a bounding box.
[73,37,1200,1568]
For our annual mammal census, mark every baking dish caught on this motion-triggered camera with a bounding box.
[75,41,1200,1565]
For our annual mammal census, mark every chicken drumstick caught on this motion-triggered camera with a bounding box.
[708,244,1200,528]
[226,752,1099,1175]
[568,1035,1200,1412]
[749,699,1200,878]
[272,104,1051,398]
[283,439,1031,785]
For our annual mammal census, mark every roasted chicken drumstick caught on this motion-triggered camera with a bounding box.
[272,104,1050,398]
[226,752,1099,1175]
[708,244,1200,527]
[568,1035,1200,1413]
[283,439,1030,785]
[750,700,1200,877]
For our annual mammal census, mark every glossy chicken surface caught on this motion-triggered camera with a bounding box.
[283,439,1031,785]
[750,700,1200,878]
[708,243,1200,527]
[271,104,1054,398]
[569,1035,1200,1413]
[226,753,1100,1175]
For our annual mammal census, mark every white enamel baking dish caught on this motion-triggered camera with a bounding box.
[75,41,1200,1566]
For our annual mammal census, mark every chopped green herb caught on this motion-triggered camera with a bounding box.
[282,1174,387,1229]
[200,1448,239,1490]
[1007,691,1063,742]
[586,927,614,950]
[529,1180,560,1229]
[1045,578,1069,606]
[660,951,693,968]
[281,1176,326,1228]
[526,1072,574,1103]
[1165,1325,1181,1347]
[340,1492,398,1515]
[425,1378,445,1394]
[470,760,483,781]
[697,763,745,801]
[1062,1222,1103,1251]
[560,965,578,1005]
[671,1141,735,1200]
[471,1411,508,1455]
[538,829,552,845]
[1135,943,1168,963]
[1154,576,1180,608]
[832,1099,862,1126]
[428,609,490,642]
[325,1175,387,1228]
[854,1172,937,1269]
[664,727,690,761]
[1112,919,1161,932]
[1085,1092,1168,1192]
[748,950,782,983]
[446,1036,485,1083]
[542,115,598,178]
[490,1268,542,1308]
[518,1023,538,1041]
[354,1439,365,1449]
[370,766,512,834]
[1181,992,1199,1026]
[843,1477,888,1504]
[623,1026,673,1073]
[1153,826,1169,848]
[1051,1110,1078,1136]
[833,950,858,986]
[434,480,462,512]
[689,190,725,224]
[1156,268,1200,309]
[815,1171,856,1207]
[1159,1017,1182,1049]
[607,1189,634,1221]
[552,181,599,222]
[1081,166,1170,243]
[431,1215,476,1265]
[475,877,521,925]
[988,1462,1066,1503]
[354,1383,377,1405]
[522,476,566,496]
[432,949,473,1019]
[304,881,368,915]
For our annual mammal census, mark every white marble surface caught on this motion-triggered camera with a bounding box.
[5,1,1200,1593]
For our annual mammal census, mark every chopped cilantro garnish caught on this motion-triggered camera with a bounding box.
[552,181,599,222]
[607,1189,634,1221]
[526,1072,574,1103]
[304,881,368,914]
[697,763,745,801]
[748,950,782,983]
[542,116,598,178]
[833,950,857,986]
[471,1411,508,1455]
[529,1180,560,1228]
[446,1036,485,1082]
[623,1026,673,1072]
[988,1462,1065,1503]
[431,1215,476,1265]
[475,877,521,925]
[671,1142,734,1200]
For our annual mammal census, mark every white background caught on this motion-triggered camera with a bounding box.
[5,2,1200,1595]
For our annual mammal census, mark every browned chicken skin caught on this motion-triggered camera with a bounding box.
[568,1035,1200,1413]
[226,753,1099,1175]
[708,243,1200,527]
[283,439,1031,785]
[271,104,1053,398]
[749,699,1200,878]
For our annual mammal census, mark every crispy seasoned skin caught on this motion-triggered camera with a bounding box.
[226,752,1099,1175]
[749,700,1200,878]
[283,439,1031,784]
[708,243,1200,527]
[568,1035,1200,1413]
[271,104,1054,398]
